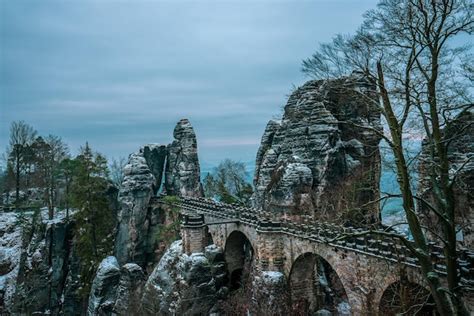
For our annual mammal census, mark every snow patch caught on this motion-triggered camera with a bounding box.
[0,212,23,312]
[337,301,351,315]
[261,271,284,284]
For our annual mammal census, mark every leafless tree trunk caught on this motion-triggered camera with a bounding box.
[7,121,37,209]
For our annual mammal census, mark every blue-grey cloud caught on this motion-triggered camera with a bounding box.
[0,0,378,167]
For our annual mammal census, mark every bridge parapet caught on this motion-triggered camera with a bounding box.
[155,195,474,287]
[181,214,208,255]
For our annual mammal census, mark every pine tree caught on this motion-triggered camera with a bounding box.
[71,143,115,297]
[59,158,77,220]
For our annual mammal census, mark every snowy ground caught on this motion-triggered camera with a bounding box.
[0,212,23,311]
[0,207,76,312]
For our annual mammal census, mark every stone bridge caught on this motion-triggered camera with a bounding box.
[157,195,474,314]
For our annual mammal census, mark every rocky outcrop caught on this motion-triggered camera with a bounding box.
[0,213,22,314]
[142,144,167,190]
[87,256,145,316]
[115,151,157,266]
[253,73,382,224]
[88,240,227,315]
[251,271,289,315]
[10,209,82,315]
[2,119,205,315]
[88,119,207,314]
[87,256,121,315]
[115,120,203,267]
[418,107,474,248]
[62,238,84,316]
[165,119,203,198]
[141,241,226,315]
[114,263,145,315]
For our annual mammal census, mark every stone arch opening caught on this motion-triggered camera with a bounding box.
[379,279,436,315]
[206,229,214,245]
[289,252,350,315]
[224,230,254,291]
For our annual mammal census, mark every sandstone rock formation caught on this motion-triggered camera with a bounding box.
[3,118,206,315]
[142,144,167,190]
[418,107,474,248]
[0,212,22,314]
[87,256,121,315]
[113,263,145,315]
[165,119,203,198]
[141,241,226,315]
[115,119,203,267]
[87,256,145,316]
[9,209,86,315]
[253,73,382,224]
[115,150,158,266]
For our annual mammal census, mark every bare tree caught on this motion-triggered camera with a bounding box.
[203,159,253,205]
[303,0,473,314]
[109,157,127,189]
[44,135,69,219]
[7,121,37,208]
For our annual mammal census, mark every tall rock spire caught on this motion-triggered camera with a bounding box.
[115,119,203,266]
[164,119,203,198]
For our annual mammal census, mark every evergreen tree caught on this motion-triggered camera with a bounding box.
[30,136,51,203]
[59,158,77,220]
[71,143,115,297]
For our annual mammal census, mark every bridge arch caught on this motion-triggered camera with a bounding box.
[288,252,351,315]
[224,230,254,290]
[378,278,436,315]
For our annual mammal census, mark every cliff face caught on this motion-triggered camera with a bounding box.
[253,73,382,224]
[114,119,203,267]
[87,257,145,315]
[114,148,160,267]
[87,241,226,316]
[141,241,226,315]
[1,118,204,315]
[3,209,84,315]
[0,213,22,314]
[418,107,474,248]
[165,119,203,198]
[88,119,209,315]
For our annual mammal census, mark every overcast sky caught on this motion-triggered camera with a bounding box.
[1,0,378,168]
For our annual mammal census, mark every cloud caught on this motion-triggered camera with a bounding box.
[0,0,378,163]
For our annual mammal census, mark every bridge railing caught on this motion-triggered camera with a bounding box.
[155,195,473,287]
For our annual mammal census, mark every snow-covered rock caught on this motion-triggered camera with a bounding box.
[141,240,226,315]
[165,119,204,198]
[115,119,204,268]
[0,212,22,314]
[252,74,382,224]
[252,270,289,315]
[87,256,121,315]
[115,150,157,266]
[113,263,145,315]
[10,208,82,315]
